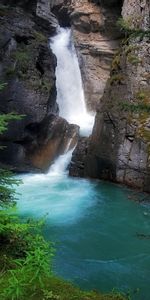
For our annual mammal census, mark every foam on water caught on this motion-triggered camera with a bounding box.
[17,174,96,225]
[16,177,150,299]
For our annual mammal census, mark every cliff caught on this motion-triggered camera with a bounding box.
[0,0,78,172]
[68,0,122,111]
[1,0,150,192]
[82,0,150,192]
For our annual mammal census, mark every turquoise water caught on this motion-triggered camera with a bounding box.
[16,173,150,300]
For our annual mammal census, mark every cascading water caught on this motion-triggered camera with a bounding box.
[46,27,94,175]
[50,27,94,138]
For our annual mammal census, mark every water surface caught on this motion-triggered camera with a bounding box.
[16,174,150,300]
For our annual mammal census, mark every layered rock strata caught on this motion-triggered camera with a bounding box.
[68,0,122,111]
[84,0,150,191]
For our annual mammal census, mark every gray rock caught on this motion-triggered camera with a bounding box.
[0,2,59,172]
[84,0,150,191]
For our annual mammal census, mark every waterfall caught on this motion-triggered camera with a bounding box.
[50,27,94,137]
[47,27,94,176]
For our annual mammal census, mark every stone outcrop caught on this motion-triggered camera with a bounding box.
[69,137,88,177]
[36,0,59,34]
[0,113,79,172]
[0,1,77,172]
[68,0,122,111]
[84,0,150,191]
[29,116,79,171]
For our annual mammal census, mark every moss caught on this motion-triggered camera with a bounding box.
[39,277,128,300]
[0,268,128,300]
[109,74,125,85]
[127,54,141,65]
[117,17,150,39]
[111,53,121,72]
[40,79,52,93]
[10,46,33,79]
[136,90,150,103]
[33,31,47,43]
[119,102,150,113]
[117,17,132,33]
[5,66,16,77]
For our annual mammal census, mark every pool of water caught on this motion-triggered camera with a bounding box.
[16,173,150,300]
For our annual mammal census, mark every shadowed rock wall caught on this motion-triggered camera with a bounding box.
[0,0,78,172]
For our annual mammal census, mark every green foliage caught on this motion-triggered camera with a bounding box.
[5,66,16,77]
[33,31,47,43]
[127,54,141,65]
[0,113,23,135]
[136,90,150,102]
[109,74,125,85]
[40,79,52,93]
[0,169,21,206]
[0,212,55,300]
[0,82,7,91]
[119,102,150,113]
[12,48,31,76]
[117,17,150,39]
[111,53,121,71]
[120,102,150,113]
[117,17,132,34]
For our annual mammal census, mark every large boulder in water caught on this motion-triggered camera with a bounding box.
[27,115,79,171]
[0,114,79,172]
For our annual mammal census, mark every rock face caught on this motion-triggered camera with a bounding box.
[84,0,150,191]
[69,137,88,177]
[36,0,59,34]
[0,1,78,172]
[68,0,122,111]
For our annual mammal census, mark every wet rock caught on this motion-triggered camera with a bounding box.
[69,137,88,177]
[36,0,59,34]
[25,115,79,172]
[0,115,79,172]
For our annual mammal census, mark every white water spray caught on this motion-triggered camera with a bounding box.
[50,27,94,137]
[46,27,95,175]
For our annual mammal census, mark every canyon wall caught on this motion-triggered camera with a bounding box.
[0,0,78,172]
[81,0,150,192]
[68,0,122,111]
[1,0,150,192]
